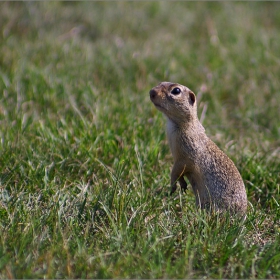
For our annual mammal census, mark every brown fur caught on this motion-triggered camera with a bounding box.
[150,82,247,214]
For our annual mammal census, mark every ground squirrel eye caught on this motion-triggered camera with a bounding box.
[171,87,181,95]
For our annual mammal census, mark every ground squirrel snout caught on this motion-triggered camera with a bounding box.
[150,81,247,214]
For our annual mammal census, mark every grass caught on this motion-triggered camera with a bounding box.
[0,1,279,278]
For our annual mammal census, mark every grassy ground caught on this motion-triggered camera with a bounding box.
[0,2,279,278]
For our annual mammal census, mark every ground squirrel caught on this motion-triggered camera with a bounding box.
[149,82,247,214]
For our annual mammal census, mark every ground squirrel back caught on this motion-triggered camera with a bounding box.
[149,82,247,214]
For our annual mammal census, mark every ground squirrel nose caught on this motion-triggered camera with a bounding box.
[150,89,157,99]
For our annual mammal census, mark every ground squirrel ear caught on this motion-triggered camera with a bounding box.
[189,91,196,105]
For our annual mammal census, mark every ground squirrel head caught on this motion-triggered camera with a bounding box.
[149,82,198,125]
